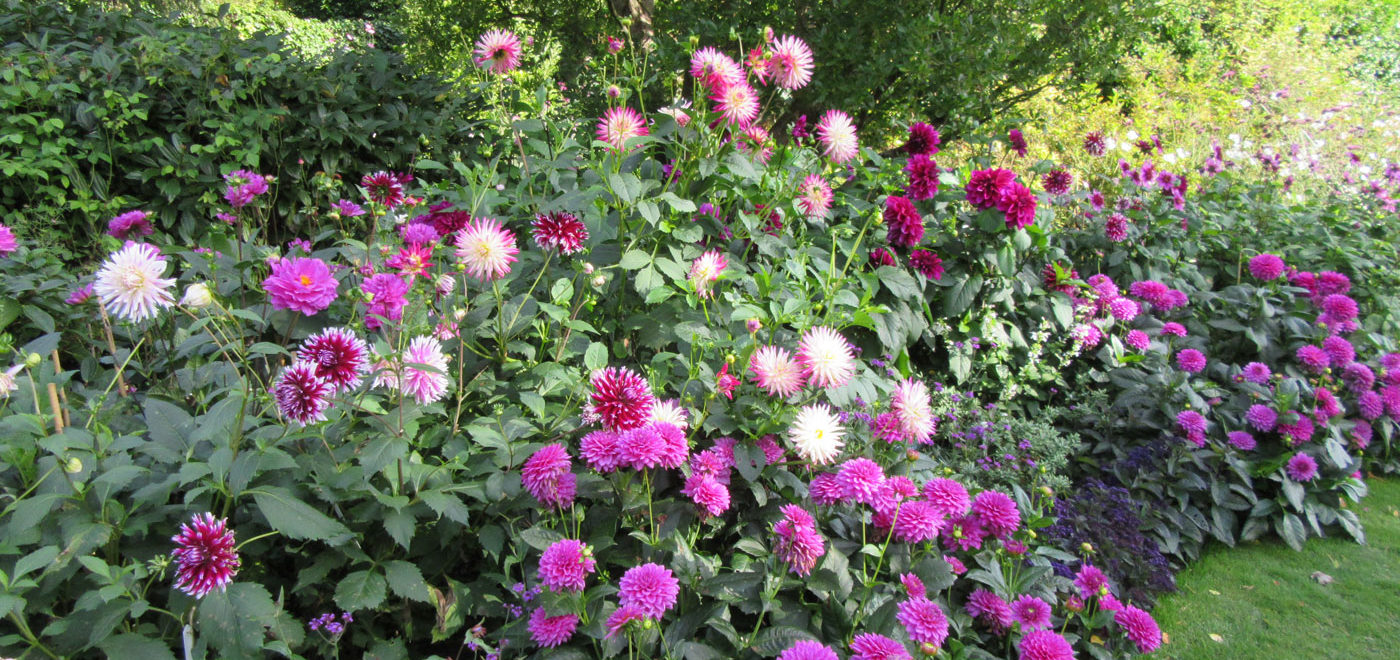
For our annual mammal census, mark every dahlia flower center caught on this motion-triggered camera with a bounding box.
[120,268,147,289]
[299,275,313,286]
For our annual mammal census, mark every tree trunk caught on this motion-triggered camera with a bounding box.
[608,0,655,48]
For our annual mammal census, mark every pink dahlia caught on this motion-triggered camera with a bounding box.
[474,29,521,74]
[298,328,369,393]
[1125,329,1150,350]
[809,472,846,505]
[362,273,409,330]
[455,217,519,281]
[900,572,926,598]
[587,366,654,431]
[884,195,924,247]
[399,336,451,404]
[749,345,806,398]
[1084,131,1107,156]
[400,222,439,246]
[264,256,338,316]
[849,633,911,660]
[891,378,935,443]
[965,589,1014,631]
[1323,336,1355,366]
[1074,563,1109,598]
[1227,430,1256,450]
[1249,253,1286,280]
[905,154,940,200]
[618,424,666,469]
[942,513,988,552]
[905,122,941,157]
[386,243,433,280]
[1177,410,1207,436]
[869,247,896,267]
[767,35,814,89]
[1108,297,1140,321]
[922,478,971,517]
[779,641,839,660]
[273,361,333,425]
[107,210,154,240]
[604,603,648,638]
[1242,361,1271,384]
[816,110,859,163]
[965,168,1016,210]
[1322,294,1359,323]
[689,250,727,298]
[1286,452,1318,482]
[596,106,649,151]
[797,174,834,219]
[1018,629,1075,660]
[1007,129,1028,156]
[522,443,575,508]
[538,539,595,592]
[1012,595,1053,630]
[996,182,1038,230]
[1298,346,1332,373]
[683,474,730,517]
[532,212,588,254]
[892,500,943,543]
[796,326,855,389]
[972,490,1020,537]
[1042,168,1073,194]
[528,607,578,648]
[690,47,745,90]
[1105,212,1129,242]
[773,504,825,575]
[1359,391,1385,419]
[580,430,622,472]
[171,513,240,598]
[712,82,761,126]
[837,457,885,505]
[1342,363,1375,393]
[618,563,679,619]
[1114,605,1162,653]
[94,242,177,322]
[909,250,944,281]
[361,171,408,209]
[1176,348,1207,373]
[0,223,16,255]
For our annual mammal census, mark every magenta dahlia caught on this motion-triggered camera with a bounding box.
[528,607,578,648]
[263,257,338,316]
[522,443,575,508]
[1018,629,1075,660]
[849,633,912,660]
[909,249,944,280]
[905,122,941,156]
[618,563,678,619]
[298,328,369,393]
[362,272,409,330]
[474,29,521,74]
[170,513,240,598]
[972,490,1020,537]
[922,478,971,517]
[532,212,588,254]
[1012,595,1053,631]
[965,168,1016,210]
[586,366,654,431]
[905,154,940,200]
[1249,253,1286,280]
[107,210,154,240]
[996,182,1038,230]
[538,539,595,592]
[1286,452,1318,482]
[1114,605,1162,653]
[273,361,334,425]
[779,641,839,660]
[884,195,924,247]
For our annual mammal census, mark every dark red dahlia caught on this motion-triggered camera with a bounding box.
[532,212,589,255]
[1008,129,1028,156]
[171,513,240,599]
[361,171,410,209]
[1042,262,1078,294]
[905,122,941,157]
[909,249,944,280]
[1042,168,1073,195]
[884,195,924,247]
[298,328,370,393]
[869,248,896,268]
[587,366,655,432]
[1083,131,1106,156]
[1105,213,1129,242]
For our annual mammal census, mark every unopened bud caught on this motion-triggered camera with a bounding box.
[180,282,213,308]
[64,456,83,473]
[592,275,606,288]
[24,353,43,369]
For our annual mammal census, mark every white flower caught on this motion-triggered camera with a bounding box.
[0,364,22,399]
[795,326,855,389]
[649,399,689,430]
[788,403,844,464]
[180,282,213,308]
[93,243,176,322]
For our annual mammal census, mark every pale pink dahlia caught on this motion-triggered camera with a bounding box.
[797,174,834,218]
[711,83,761,127]
[170,513,240,598]
[816,109,859,163]
[689,47,744,89]
[273,361,334,425]
[94,242,177,322]
[298,328,370,393]
[689,250,728,298]
[767,35,814,89]
[455,217,519,281]
[749,345,806,398]
[890,378,935,444]
[532,211,589,254]
[474,29,521,74]
[796,326,855,389]
[618,563,679,619]
[586,366,654,431]
[399,336,451,404]
[538,539,595,592]
[528,607,578,648]
[596,107,649,151]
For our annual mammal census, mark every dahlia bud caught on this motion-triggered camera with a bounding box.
[583,262,595,274]
[725,353,736,364]
[906,449,920,461]
[24,352,43,369]
[592,275,606,288]
[920,642,939,656]
[453,308,467,322]
[1081,542,1095,554]
[746,319,762,333]
[435,273,456,295]
[606,85,621,98]
[64,456,83,473]
[1040,485,1054,497]
[180,282,213,308]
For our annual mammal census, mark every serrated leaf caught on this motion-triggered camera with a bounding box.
[584,342,608,371]
[750,626,817,654]
[199,583,278,658]
[384,560,431,603]
[251,486,352,543]
[99,634,178,660]
[518,525,564,551]
[619,249,650,270]
[335,569,387,610]
[383,509,415,549]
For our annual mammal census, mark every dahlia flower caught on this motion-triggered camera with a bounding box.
[596,106,649,152]
[884,195,924,247]
[94,242,177,322]
[618,563,679,619]
[273,361,334,425]
[1249,253,1286,280]
[767,35,814,89]
[890,378,935,443]
[779,641,839,660]
[797,174,834,218]
[298,328,370,393]
[796,326,855,389]
[816,110,859,163]
[532,212,589,254]
[171,513,240,598]
[455,217,519,281]
[905,154,940,200]
[1286,452,1318,482]
[773,504,825,575]
[474,29,521,74]
[689,250,727,298]
[107,210,154,240]
[0,223,16,255]
[399,336,451,404]
[1018,629,1075,660]
[362,272,409,329]
[263,256,337,316]
[905,122,941,156]
[522,443,575,508]
[586,366,654,431]
[712,82,761,126]
[922,478,970,517]
[528,608,578,648]
[965,168,1016,210]
[789,403,845,464]
[909,250,944,280]
[1012,595,1053,630]
[1114,605,1162,653]
[849,633,911,660]
[538,539,595,591]
[972,490,1020,537]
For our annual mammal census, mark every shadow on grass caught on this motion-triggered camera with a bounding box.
[1150,479,1400,659]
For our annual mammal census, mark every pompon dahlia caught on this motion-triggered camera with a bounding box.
[587,366,654,431]
[1017,629,1075,660]
[892,500,943,543]
[750,345,806,398]
[361,171,408,209]
[1177,410,1207,436]
[905,154,940,200]
[1114,605,1162,653]
[298,328,369,393]
[809,472,846,505]
[816,109,859,163]
[1227,431,1257,451]
[522,443,575,508]
[1083,131,1107,156]
[774,504,826,575]
[171,513,240,599]
[1125,329,1150,350]
[900,572,927,598]
[532,212,589,254]
[690,47,745,89]
[1249,253,1286,280]
[884,195,924,247]
[474,29,521,74]
[789,403,845,464]
[849,632,912,660]
[996,182,1038,230]
[1359,390,1385,420]
[94,242,177,322]
[455,217,519,281]
[538,539,596,592]
[922,478,971,517]
[712,82,761,126]
[965,589,1014,631]
[797,174,834,219]
[594,106,652,153]
[779,640,840,660]
[796,326,855,389]
[0,223,17,255]
[1342,363,1375,393]
[1009,595,1052,631]
[966,168,1016,210]
[972,490,1020,537]
[399,336,451,404]
[909,249,944,281]
[580,430,622,472]
[1322,294,1359,323]
[1323,335,1355,366]
[1042,169,1073,194]
[836,457,886,505]
[891,378,935,443]
[618,563,679,619]
[273,361,333,425]
[869,247,896,267]
[1109,297,1140,321]
[1007,129,1028,156]
[604,603,648,638]
[1176,348,1207,373]
[1286,452,1318,482]
[617,424,666,469]
[1105,212,1129,242]
[362,272,409,330]
[905,122,941,157]
[689,250,728,298]
[528,608,578,648]
[107,210,154,240]
[1241,361,1272,385]
[767,35,814,89]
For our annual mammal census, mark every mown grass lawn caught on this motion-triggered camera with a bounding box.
[1150,478,1400,659]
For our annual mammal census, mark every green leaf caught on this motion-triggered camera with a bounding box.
[251,487,352,543]
[14,546,59,580]
[199,583,279,658]
[384,560,431,603]
[518,525,564,552]
[620,249,650,270]
[383,509,415,549]
[751,626,817,655]
[334,569,388,610]
[1278,513,1306,551]
[634,265,663,295]
[584,342,608,371]
[99,634,178,660]
[944,274,983,317]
